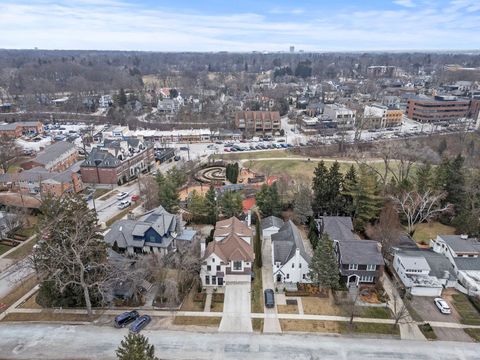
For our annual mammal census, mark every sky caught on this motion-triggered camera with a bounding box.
[0,0,479,52]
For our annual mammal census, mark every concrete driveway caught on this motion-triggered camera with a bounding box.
[261,235,281,333]
[219,282,252,333]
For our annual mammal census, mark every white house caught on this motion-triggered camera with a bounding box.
[431,235,480,295]
[200,233,254,287]
[271,220,311,284]
[261,216,284,239]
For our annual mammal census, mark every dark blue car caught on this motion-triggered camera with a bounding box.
[129,315,152,333]
[114,310,139,328]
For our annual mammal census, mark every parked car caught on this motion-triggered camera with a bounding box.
[174,155,181,161]
[179,146,189,151]
[117,192,129,200]
[131,194,140,202]
[114,310,139,328]
[434,298,451,314]
[129,315,152,333]
[118,200,131,209]
[264,289,275,308]
[224,148,231,152]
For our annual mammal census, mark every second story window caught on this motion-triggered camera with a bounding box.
[366,264,376,271]
[348,264,358,270]
[233,261,242,271]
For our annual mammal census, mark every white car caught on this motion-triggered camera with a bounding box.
[118,200,131,209]
[116,192,128,200]
[434,297,451,314]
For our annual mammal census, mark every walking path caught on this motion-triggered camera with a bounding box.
[203,288,212,312]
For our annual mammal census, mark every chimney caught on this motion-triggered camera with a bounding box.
[376,242,382,253]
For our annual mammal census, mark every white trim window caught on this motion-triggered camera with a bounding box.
[233,261,242,271]
[360,275,374,283]
[366,264,377,271]
[348,264,358,270]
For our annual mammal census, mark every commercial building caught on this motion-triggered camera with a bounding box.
[235,111,281,135]
[80,138,155,184]
[0,121,44,138]
[406,95,470,123]
[323,104,356,129]
[364,104,403,129]
[21,141,78,172]
[367,66,399,78]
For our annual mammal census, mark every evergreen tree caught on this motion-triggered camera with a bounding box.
[342,165,358,216]
[446,154,465,208]
[312,161,329,216]
[255,183,281,217]
[225,163,239,184]
[414,163,433,194]
[116,333,159,360]
[344,164,382,232]
[308,234,339,289]
[220,191,243,217]
[187,190,207,222]
[166,166,188,188]
[254,212,262,268]
[307,217,319,249]
[205,185,218,225]
[437,137,447,156]
[156,172,179,213]
[293,184,313,224]
[326,161,343,215]
[117,88,127,107]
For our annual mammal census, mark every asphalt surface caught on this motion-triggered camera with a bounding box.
[0,324,479,360]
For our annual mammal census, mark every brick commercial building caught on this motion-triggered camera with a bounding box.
[0,121,44,138]
[235,111,281,135]
[406,95,470,123]
[364,104,403,129]
[80,138,155,184]
[21,141,78,172]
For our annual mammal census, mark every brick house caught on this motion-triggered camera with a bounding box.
[21,141,77,172]
[0,121,44,139]
[234,111,281,135]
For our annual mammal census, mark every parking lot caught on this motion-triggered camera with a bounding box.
[410,296,461,323]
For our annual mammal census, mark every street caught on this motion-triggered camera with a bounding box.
[0,323,479,360]
[0,259,33,300]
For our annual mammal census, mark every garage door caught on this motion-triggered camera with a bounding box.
[411,286,442,297]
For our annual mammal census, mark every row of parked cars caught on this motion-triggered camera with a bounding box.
[224,143,293,152]
[114,310,152,333]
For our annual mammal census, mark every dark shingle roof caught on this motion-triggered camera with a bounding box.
[82,148,121,168]
[400,249,457,280]
[261,216,284,231]
[454,257,480,271]
[33,141,75,166]
[272,220,310,264]
[438,235,480,254]
[338,240,384,265]
[317,216,358,242]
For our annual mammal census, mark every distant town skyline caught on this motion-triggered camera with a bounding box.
[0,0,479,51]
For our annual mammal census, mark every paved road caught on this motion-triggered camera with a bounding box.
[219,282,252,333]
[0,324,479,360]
[261,234,281,333]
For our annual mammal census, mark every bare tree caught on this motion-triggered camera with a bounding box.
[390,284,410,329]
[0,135,19,174]
[365,201,402,256]
[138,175,160,210]
[390,190,453,236]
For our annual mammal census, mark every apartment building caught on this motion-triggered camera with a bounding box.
[364,104,403,129]
[21,142,78,172]
[406,95,470,123]
[0,121,44,139]
[235,111,281,134]
[323,104,356,129]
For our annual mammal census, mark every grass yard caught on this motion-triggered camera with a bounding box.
[358,307,392,319]
[464,328,480,342]
[302,296,344,316]
[19,293,42,309]
[451,294,480,325]
[5,236,37,261]
[277,304,299,314]
[418,323,437,340]
[172,316,221,327]
[252,318,264,332]
[93,188,111,199]
[280,319,340,333]
[179,288,205,312]
[213,149,291,161]
[339,322,400,336]
[412,222,456,245]
[0,243,13,256]
[251,266,264,313]
[2,312,100,323]
[210,301,224,313]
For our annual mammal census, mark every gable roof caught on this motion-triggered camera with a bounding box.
[272,220,310,264]
[337,240,384,265]
[261,216,284,231]
[81,148,121,168]
[204,233,254,262]
[33,141,75,166]
[438,235,480,254]
[398,249,457,280]
[317,216,358,242]
[214,216,252,238]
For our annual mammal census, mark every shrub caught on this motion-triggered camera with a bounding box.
[193,293,206,303]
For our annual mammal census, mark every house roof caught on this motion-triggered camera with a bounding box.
[272,220,310,265]
[397,249,458,280]
[261,216,284,231]
[33,141,75,166]
[81,148,121,168]
[0,167,75,185]
[204,233,254,262]
[317,216,358,242]
[438,235,480,254]
[454,257,480,271]
[214,216,252,238]
[338,240,384,265]
[396,253,430,270]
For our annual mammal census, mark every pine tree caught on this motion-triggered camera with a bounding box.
[437,137,447,156]
[293,184,313,224]
[326,161,343,215]
[256,183,281,217]
[308,234,339,289]
[116,333,159,360]
[187,190,207,222]
[220,191,243,217]
[307,217,319,249]
[415,163,433,194]
[446,154,465,208]
[312,161,329,216]
[254,212,262,268]
[156,172,179,213]
[117,88,127,107]
[342,165,357,216]
[205,185,218,225]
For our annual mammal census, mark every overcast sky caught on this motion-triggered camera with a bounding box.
[0,0,479,51]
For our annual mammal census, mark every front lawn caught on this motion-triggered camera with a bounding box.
[0,244,12,256]
[251,266,264,313]
[418,323,437,340]
[464,328,480,342]
[252,318,264,332]
[179,288,205,312]
[2,312,100,322]
[280,319,340,333]
[172,316,221,327]
[302,296,343,316]
[277,304,299,314]
[412,222,456,245]
[339,322,400,336]
[358,307,392,319]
